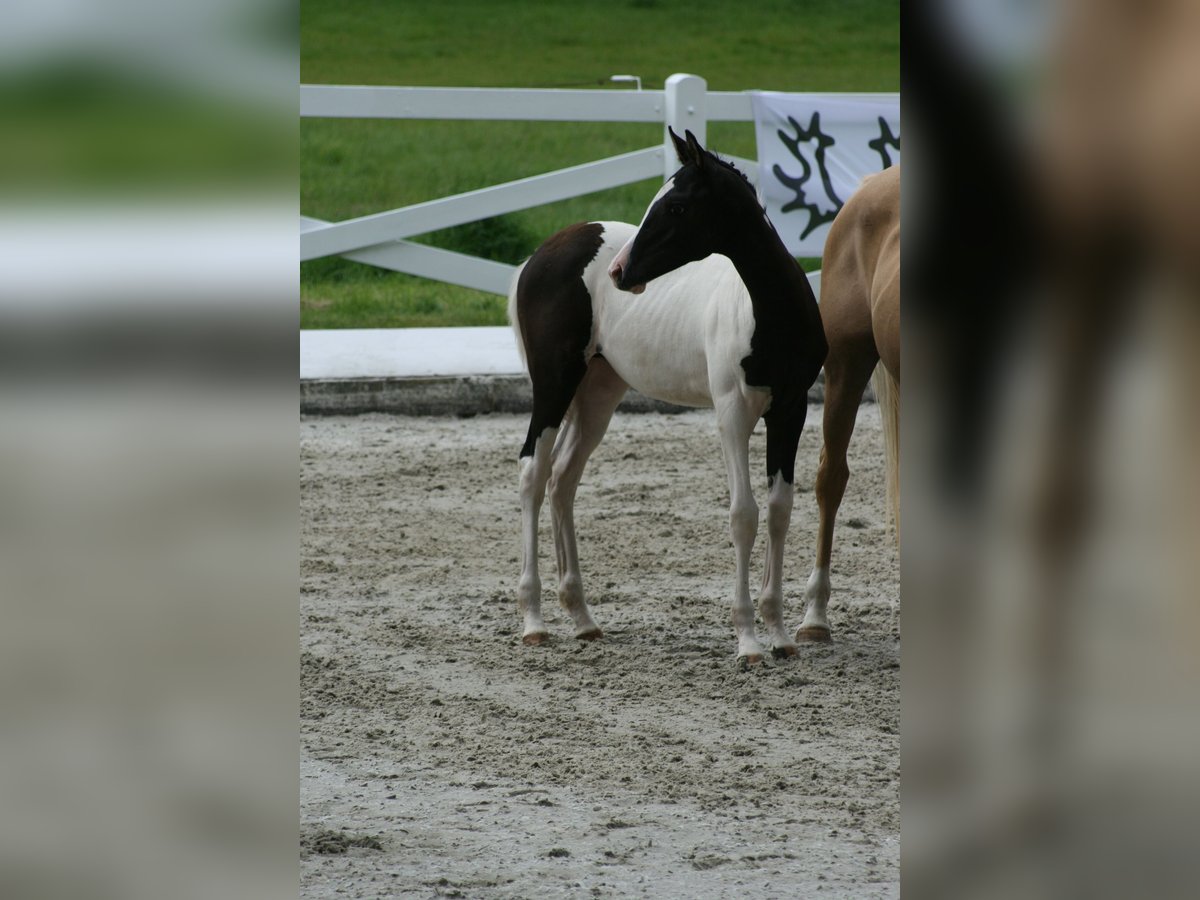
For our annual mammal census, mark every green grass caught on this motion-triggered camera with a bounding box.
[301,258,508,329]
[0,66,293,197]
[301,0,899,328]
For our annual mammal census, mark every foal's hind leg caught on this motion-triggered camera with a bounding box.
[798,352,876,642]
[549,357,628,640]
[518,422,559,644]
[759,414,806,657]
[518,361,589,645]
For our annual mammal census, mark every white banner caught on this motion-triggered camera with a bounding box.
[751,92,900,257]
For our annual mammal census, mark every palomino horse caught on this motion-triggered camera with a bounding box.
[795,165,900,642]
[509,129,827,664]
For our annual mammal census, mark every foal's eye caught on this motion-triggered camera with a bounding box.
[667,202,685,216]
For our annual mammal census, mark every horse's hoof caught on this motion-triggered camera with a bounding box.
[522,632,550,646]
[737,653,764,671]
[795,626,832,643]
[771,644,799,659]
[576,628,604,642]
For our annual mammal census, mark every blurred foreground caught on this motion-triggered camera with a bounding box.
[0,2,297,898]
[905,1,1199,897]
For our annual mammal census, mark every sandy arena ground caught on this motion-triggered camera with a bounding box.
[301,405,899,897]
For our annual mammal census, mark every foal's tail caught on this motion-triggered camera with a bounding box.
[507,261,530,373]
[872,365,900,545]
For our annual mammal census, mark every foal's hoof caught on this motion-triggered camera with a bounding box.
[522,631,550,646]
[737,653,764,671]
[795,625,832,643]
[771,644,799,659]
[575,628,604,642]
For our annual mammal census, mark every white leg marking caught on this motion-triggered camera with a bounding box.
[758,472,797,655]
[799,565,832,636]
[518,427,557,642]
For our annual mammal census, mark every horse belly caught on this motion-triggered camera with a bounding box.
[603,341,714,408]
[597,300,715,408]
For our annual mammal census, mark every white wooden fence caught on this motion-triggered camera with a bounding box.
[300,73,893,296]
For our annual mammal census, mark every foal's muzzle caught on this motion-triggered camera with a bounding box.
[608,262,646,295]
[608,239,646,294]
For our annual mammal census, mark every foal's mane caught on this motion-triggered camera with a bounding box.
[692,147,766,216]
[702,149,754,192]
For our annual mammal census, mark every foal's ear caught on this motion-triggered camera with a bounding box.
[669,127,691,165]
[683,130,708,170]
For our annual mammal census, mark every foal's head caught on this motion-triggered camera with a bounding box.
[609,128,759,293]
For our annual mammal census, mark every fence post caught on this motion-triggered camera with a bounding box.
[663,73,707,181]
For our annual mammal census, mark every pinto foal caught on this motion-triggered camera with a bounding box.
[510,129,826,663]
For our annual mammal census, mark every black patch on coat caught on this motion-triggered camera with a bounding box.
[746,277,826,486]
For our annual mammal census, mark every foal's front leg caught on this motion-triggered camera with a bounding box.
[717,403,765,664]
[759,416,805,657]
[758,473,798,657]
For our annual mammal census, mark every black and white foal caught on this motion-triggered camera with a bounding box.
[509,128,827,664]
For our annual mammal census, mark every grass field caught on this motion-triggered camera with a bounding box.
[300,0,899,328]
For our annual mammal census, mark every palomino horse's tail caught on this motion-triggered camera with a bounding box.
[871,365,900,545]
[506,260,530,372]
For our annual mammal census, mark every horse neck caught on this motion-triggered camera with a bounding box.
[720,209,816,320]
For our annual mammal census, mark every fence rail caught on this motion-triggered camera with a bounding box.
[300,74,893,296]
[300,146,663,264]
[300,84,670,122]
[300,83,897,123]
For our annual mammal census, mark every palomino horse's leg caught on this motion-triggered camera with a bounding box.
[548,357,628,641]
[716,397,764,664]
[759,415,806,657]
[798,352,876,641]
